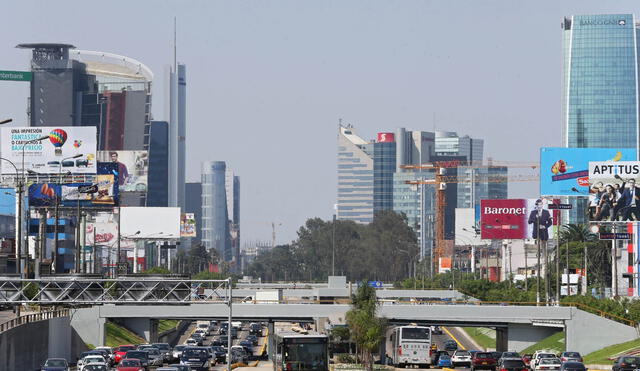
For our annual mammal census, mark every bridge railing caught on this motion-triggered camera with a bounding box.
[0,309,69,333]
[0,278,231,305]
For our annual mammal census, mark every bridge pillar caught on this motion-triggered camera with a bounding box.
[268,321,275,360]
[122,318,158,343]
[495,327,508,352]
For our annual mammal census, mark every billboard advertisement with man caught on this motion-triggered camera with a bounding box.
[481,198,558,240]
[1,126,97,174]
[97,151,148,192]
[588,161,640,221]
[540,147,636,196]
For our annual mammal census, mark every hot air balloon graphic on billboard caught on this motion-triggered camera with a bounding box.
[49,128,68,156]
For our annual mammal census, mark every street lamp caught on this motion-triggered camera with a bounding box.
[0,118,12,125]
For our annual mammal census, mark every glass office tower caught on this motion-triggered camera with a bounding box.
[562,14,640,222]
[373,133,397,212]
[337,124,374,223]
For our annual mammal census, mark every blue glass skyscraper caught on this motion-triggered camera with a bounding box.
[563,14,639,149]
[373,134,396,212]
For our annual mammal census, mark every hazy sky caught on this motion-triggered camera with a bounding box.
[0,1,638,244]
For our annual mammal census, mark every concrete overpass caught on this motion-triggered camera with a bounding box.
[71,302,638,355]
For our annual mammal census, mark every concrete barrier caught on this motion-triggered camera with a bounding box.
[0,313,88,370]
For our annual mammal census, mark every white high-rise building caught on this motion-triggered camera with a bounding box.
[337,124,374,223]
[165,63,186,210]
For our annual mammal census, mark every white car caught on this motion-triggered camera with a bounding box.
[94,346,114,364]
[186,338,198,346]
[533,358,561,371]
[531,351,557,370]
[78,355,108,371]
[452,350,472,367]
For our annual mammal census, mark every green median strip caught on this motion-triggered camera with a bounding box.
[584,338,640,365]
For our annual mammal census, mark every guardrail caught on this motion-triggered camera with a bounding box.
[0,309,69,333]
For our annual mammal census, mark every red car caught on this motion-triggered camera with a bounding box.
[472,352,498,371]
[522,354,533,367]
[114,345,137,364]
[116,358,144,371]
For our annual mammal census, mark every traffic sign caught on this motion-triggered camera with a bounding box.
[599,232,632,240]
[0,70,32,82]
[548,204,572,210]
[368,281,383,288]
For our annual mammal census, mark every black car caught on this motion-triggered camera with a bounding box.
[249,323,262,336]
[211,346,227,362]
[246,335,259,346]
[444,340,458,351]
[41,358,69,371]
[613,356,640,371]
[124,350,150,368]
[219,335,229,346]
[497,358,526,371]
[560,362,586,371]
[240,340,254,349]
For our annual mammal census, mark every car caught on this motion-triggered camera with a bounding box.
[173,344,188,361]
[180,346,211,371]
[433,350,450,364]
[157,368,181,371]
[124,350,150,369]
[144,347,164,366]
[228,345,249,364]
[246,334,259,346]
[502,352,521,360]
[560,362,586,371]
[41,358,70,371]
[452,350,472,367]
[82,365,109,371]
[472,352,498,371]
[116,358,144,371]
[444,340,458,351]
[498,358,527,371]
[211,337,223,346]
[186,338,199,346]
[613,356,640,371]
[535,358,561,371]
[94,346,115,365]
[78,355,108,371]
[249,323,262,336]
[168,365,192,371]
[522,354,533,367]
[432,326,444,335]
[492,352,503,361]
[438,354,453,368]
[531,352,557,370]
[114,345,137,364]
[90,349,112,366]
[211,345,227,363]
[559,352,582,364]
[153,343,173,362]
[239,339,254,350]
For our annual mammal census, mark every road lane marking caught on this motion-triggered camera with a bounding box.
[442,326,466,350]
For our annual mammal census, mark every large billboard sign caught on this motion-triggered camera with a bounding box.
[480,198,558,240]
[28,180,118,207]
[587,161,640,221]
[97,151,148,192]
[540,148,636,196]
[120,207,180,239]
[1,126,97,174]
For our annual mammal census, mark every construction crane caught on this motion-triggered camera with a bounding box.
[400,161,539,273]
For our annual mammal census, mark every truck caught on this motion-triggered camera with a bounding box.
[255,290,283,303]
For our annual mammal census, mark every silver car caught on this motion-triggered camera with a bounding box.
[144,347,164,367]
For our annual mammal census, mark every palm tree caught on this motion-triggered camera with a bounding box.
[560,224,596,243]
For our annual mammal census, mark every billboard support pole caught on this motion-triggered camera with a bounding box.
[75,198,81,273]
[556,209,561,303]
[613,224,618,298]
[536,215,541,305]
[524,246,528,291]
[116,207,121,276]
[565,233,570,297]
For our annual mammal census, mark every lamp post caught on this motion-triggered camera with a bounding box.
[18,134,50,274]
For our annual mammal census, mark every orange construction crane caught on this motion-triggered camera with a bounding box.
[400,162,539,273]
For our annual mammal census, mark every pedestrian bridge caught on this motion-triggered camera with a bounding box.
[70,301,638,355]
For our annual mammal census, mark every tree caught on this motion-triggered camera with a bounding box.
[142,266,171,275]
[346,283,386,371]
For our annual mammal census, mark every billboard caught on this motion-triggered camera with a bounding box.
[377,132,395,142]
[540,148,636,196]
[120,207,180,239]
[180,213,196,237]
[97,151,148,192]
[29,180,117,207]
[480,198,558,240]
[86,221,119,246]
[587,161,640,221]
[1,126,97,174]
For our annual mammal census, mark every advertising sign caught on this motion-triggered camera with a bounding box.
[587,161,640,221]
[480,198,558,240]
[97,151,148,192]
[120,207,180,239]
[377,132,395,143]
[540,147,635,196]
[180,213,196,237]
[28,179,118,207]
[86,222,119,246]
[1,126,97,174]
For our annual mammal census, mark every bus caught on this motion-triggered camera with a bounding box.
[390,325,432,368]
[274,331,329,371]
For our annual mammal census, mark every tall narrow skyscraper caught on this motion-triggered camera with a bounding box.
[201,161,231,261]
[337,124,374,223]
[166,63,187,210]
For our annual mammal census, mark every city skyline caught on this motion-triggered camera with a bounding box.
[1,1,639,244]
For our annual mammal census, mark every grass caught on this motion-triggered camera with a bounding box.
[105,321,146,348]
[520,332,565,354]
[462,327,496,350]
[158,319,180,333]
[583,338,640,365]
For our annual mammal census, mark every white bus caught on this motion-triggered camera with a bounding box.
[390,325,432,368]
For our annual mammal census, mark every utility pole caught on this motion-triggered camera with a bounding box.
[524,245,528,291]
[332,214,336,276]
[556,210,562,303]
[565,236,569,297]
